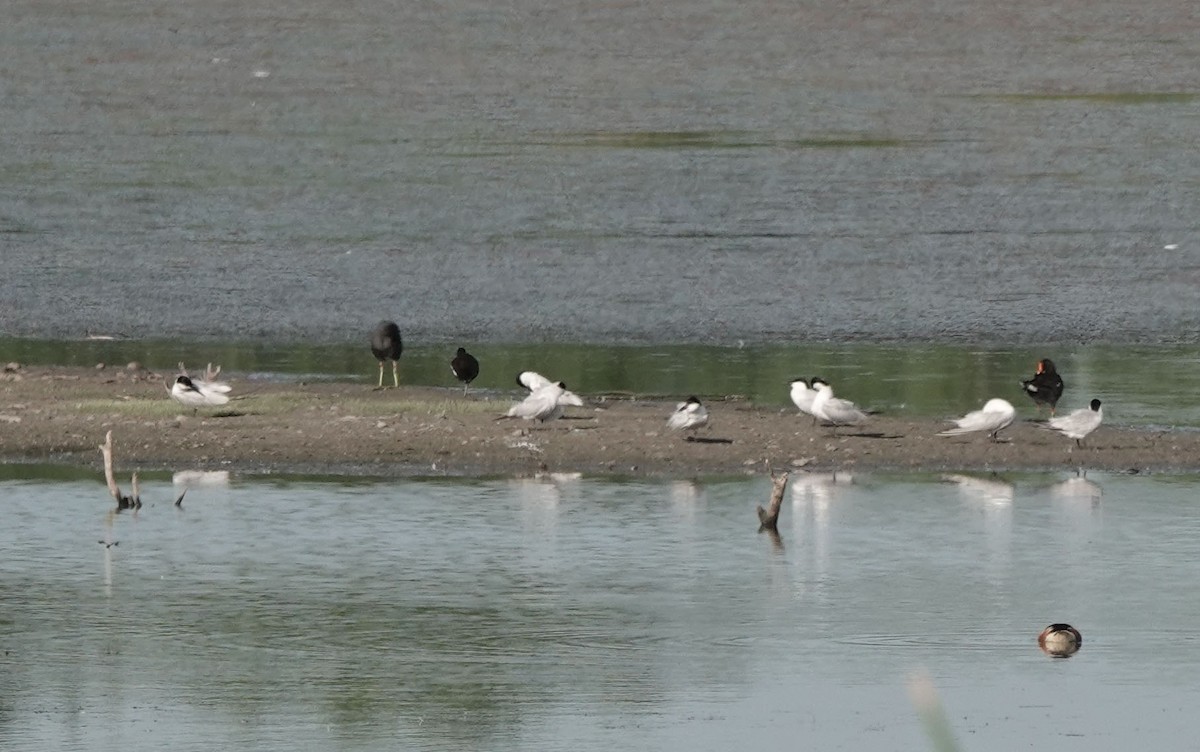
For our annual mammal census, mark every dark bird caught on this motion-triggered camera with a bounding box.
[451,347,480,395]
[370,321,403,389]
[1021,358,1064,415]
[1038,623,1082,657]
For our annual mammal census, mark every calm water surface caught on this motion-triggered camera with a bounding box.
[3,0,1200,345]
[4,469,1200,750]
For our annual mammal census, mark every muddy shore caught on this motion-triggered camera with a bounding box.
[1,365,1197,479]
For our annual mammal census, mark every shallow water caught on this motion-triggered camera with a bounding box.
[3,0,1200,345]
[4,470,1200,750]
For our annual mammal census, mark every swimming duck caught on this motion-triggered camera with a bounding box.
[1021,358,1064,415]
[1038,623,1082,657]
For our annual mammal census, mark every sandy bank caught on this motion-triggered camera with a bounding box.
[1,366,1197,478]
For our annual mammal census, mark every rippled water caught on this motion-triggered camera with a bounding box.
[3,0,1200,345]
[4,470,1200,750]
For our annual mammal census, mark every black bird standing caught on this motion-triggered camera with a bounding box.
[370,320,403,389]
[451,347,480,395]
[1021,358,1064,415]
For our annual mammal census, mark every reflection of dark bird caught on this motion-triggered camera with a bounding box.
[451,347,480,395]
[1021,358,1064,415]
[370,321,403,389]
[1038,623,1082,657]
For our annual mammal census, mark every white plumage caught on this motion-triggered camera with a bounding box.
[169,375,231,409]
[810,379,868,427]
[1047,399,1103,447]
[938,398,1016,441]
[506,382,568,423]
[667,396,709,434]
[789,378,818,421]
[516,370,554,392]
[516,370,584,407]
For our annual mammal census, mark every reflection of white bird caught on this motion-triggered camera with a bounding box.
[1050,476,1103,500]
[505,382,569,423]
[810,379,868,428]
[172,470,231,488]
[790,471,854,503]
[169,375,231,409]
[667,396,709,435]
[1047,399,1103,447]
[790,378,819,423]
[943,473,1014,505]
[938,398,1016,441]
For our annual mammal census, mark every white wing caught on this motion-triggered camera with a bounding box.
[820,396,867,426]
[1048,406,1103,439]
[170,380,230,407]
[517,371,554,391]
[507,384,565,422]
[939,399,1014,436]
[667,401,708,431]
[198,380,232,394]
[557,389,585,407]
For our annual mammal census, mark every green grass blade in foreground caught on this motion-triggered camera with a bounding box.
[907,671,963,752]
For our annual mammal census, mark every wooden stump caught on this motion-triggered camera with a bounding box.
[98,430,140,510]
[757,470,789,532]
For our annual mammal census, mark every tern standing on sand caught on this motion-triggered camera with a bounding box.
[1046,399,1103,447]
[667,396,709,436]
[938,398,1016,442]
[810,379,869,428]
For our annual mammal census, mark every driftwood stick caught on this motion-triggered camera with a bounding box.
[99,430,123,503]
[757,470,789,532]
[99,430,138,510]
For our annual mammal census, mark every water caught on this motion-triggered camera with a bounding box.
[4,469,1200,750]
[3,0,1200,345]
